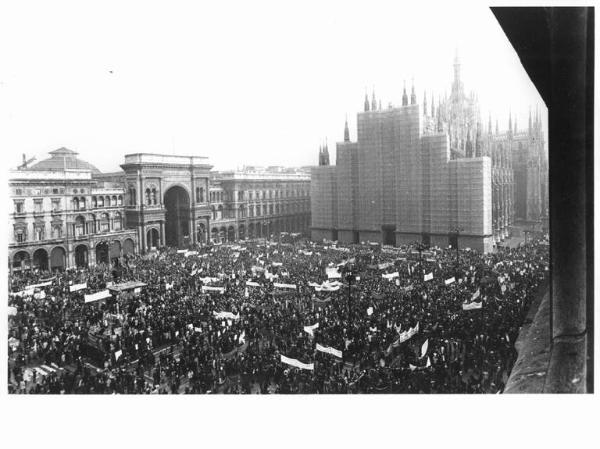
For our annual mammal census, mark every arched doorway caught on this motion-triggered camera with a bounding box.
[147,228,160,250]
[123,238,135,256]
[219,227,226,243]
[75,244,89,267]
[211,227,219,244]
[227,226,235,242]
[109,240,121,263]
[238,224,245,240]
[197,223,206,245]
[12,251,30,271]
[32,248,49,271]
[164,186,190,248]
[50,247,66,271]
[95,242,109,265]
[248,223,254,239]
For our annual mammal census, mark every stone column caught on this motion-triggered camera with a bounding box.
[160,221,165,246]
[545,8,590,393]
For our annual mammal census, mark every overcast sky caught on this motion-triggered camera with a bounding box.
[0,0,547,172]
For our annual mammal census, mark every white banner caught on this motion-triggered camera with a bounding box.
[246,281,261,287]
[69,282,87,292]
[26,281,52,290]
[199,276,220,284]
[115,350,122,361]
[445,277,456,285]
[382,272,399,280]
[203,286,225,294]
[367,306,373,316]
[177,250,187,254]
[84,290,111,303]
[397,322,419,344]
[272,262,283,267]
[378,262,394,270]
[185,251,198,257]
[280,355,314,371]
[213,311,240,320]
[471,289,481,301]
[303,323,319,336]
[316,343,343,359]
[424,273,433,282]
[273,282,297,290]
[462,301,483,311]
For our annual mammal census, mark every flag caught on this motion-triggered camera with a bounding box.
[424,272,433,282]
[425,356,431,368]
[115,350,122,361]
[303,323,319,336]
[445,277,455,285]
[420,339,429,358]
[238,331,246,344]
[244,288,249,298]
[471,289,481,301]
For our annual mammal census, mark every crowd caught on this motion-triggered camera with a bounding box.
[8,234,549,394]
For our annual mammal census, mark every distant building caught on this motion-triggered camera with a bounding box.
[8,148,137,272]
[8,150,310,271]
[208,168,311,243]
[310,53,547,252]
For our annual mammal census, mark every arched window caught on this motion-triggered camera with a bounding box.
[117,195,123,206]
[131,188,136,206]
[111,195,117,206]
[199,187,204,203]
[100,213,110,232]
[195,187,200,202]
[151,189,157,205]
[145,188,151,205]
[98,196,104,208]
[218,205,223,220]
[80,197,86,209]
[73,197,79,210]
[105,196,111,207]
[114,212,122,231]
[92,196,97,208]
[75,216,86,236]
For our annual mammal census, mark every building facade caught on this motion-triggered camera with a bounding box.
[311,54,547,252]
[208,168,311,243]
[311,100,493,252]
[9,150,311,271]
[9,148,138,272]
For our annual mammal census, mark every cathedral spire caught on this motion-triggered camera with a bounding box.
[344,116,350,142]
[423,91,427,116]
[495,119,499,135]
[514,115,517,134]
[488,112,492,135]
[364,90,370,112]
[430,92,435,117]
[371,88,377,111]
[410,79,416,105]
[508,110,512,137]
[402,80,408,106]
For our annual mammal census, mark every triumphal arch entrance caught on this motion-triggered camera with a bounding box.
[120,154,212,252]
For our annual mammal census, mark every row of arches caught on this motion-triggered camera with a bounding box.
[11,238,136,272]
[207,216,308,243]
[72,195,124,210]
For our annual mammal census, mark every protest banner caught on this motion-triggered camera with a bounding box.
[445,277,456,285]
[273,282,297,290]
[424,273,434,282]
[84,290,111,303]
[69,282,87,292]
[280,355,314,371]
[462,301,483,311]
[316,343,343,359]
[202,286,225,294]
